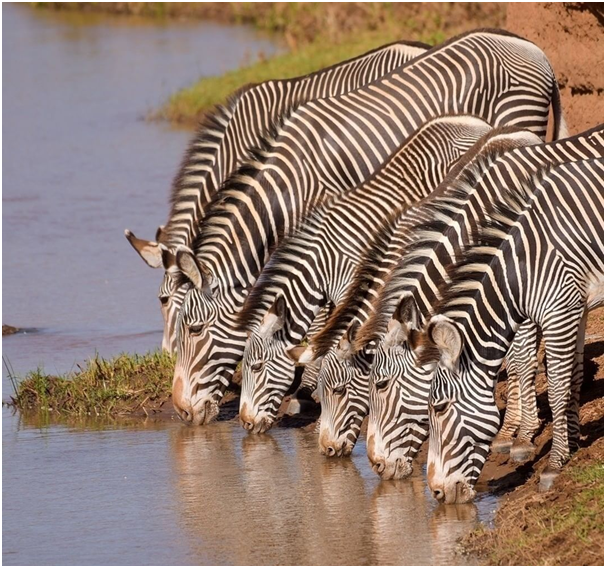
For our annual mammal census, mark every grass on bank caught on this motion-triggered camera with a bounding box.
[6,351,174,417]
[31,2,506,125]
[464,448,605,566]
[155,30,446,125]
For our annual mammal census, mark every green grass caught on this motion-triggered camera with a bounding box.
[465,452,604,565]
[6,351,174,417]
[155,30,443,125]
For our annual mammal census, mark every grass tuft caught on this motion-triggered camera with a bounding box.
[6,351,174,417]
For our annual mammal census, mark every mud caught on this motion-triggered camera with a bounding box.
[507,2,604,135]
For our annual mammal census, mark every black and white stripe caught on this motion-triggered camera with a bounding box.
[237,116,492,433]
[172,29,567,425]
[125,41,428,353]
[356,125,604,479]
[425,157,604,503]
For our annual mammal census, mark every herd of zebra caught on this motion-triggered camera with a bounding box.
[126,28,604,504]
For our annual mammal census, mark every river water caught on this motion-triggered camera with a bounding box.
[2,5,496,565]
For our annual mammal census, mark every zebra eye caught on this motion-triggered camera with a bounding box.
[333,385,346,396]
[432,401,449,414]
[159,296,169,306]
[374,379,389,391]
[251,361,264,373]
[189,324,203,335]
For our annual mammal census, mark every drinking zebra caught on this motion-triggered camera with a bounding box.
[171,29,567,425]
[125,41,429,352]
[302,126,544,459]
[237,115,492,433]
[425,158,604,503]
[355,126,603,479]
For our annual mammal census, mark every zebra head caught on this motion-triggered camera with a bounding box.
[125,226,185,355]
[315,323,371,457]
[366,295,431,480]
[172,247,245,426]
[425,316,500,504]
[239,296,305,433]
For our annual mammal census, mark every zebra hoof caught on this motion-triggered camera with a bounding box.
[491,438,513,454]
[539,468,560,492]
[510,441,536,463]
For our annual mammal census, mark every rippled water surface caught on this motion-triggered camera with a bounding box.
[3,5,496,565]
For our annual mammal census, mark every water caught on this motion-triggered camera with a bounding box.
[2,5,496,564]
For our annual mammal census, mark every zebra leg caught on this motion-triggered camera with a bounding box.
[566,310,588,453]
[510,323,542,462]
[491,353,521,454]
[493,321,541,457]
[539,308,584,492]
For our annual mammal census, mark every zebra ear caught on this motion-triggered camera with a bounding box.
[175,247,212,292]
[427,316,463,371]
[258,295,287,339]
[159,244,178,273]
[336,321,360,359]
[155,225,166,242]
[290,345,319,365]
[393,294,421,337]
[124,229,163,269]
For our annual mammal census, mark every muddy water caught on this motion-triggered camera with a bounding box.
[3,5,496,565]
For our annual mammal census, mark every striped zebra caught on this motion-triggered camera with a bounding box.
[125,41,429,353]
[237,116,492,434]
[355,126,604,480]
[171,29,567,426]
[311,211,415,456]
[425,157,604,503]
[303,127,542,460]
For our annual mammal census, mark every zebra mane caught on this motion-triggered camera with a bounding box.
[189,99,302,257]
[353,127,535,350]
[432,164,553,317]
[310,206,409,358]
[163,83,255,242]
[236,195,337,331]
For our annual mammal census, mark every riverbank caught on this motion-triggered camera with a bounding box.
[462,307,604,565]
[32,2,506,125]
[6,351,174,417]
[463,439,604,566]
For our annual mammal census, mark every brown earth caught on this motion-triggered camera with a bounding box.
[506,2,604,136]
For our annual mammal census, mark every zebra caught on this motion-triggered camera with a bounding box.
[424,157,604,503]
[171,29,568,426]
[354,125,604,479]
[311,211,415,456]
[124,41,429,353]
[302,126,543,460]
[237,116,493,433]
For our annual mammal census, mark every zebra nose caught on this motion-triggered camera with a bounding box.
[372,459,386,475]
[242,420,254,431]
[176,405,194,424]
[433,489,445,502]
[325,446,336,457]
